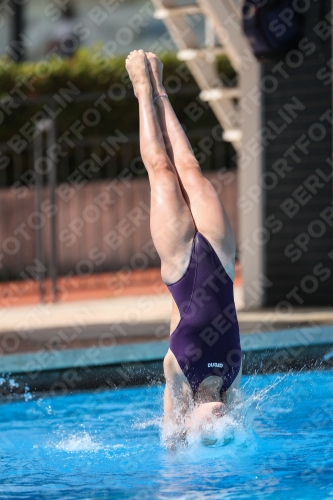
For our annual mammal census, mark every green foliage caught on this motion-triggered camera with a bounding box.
[0,49,236,142]
[0,48,235,95]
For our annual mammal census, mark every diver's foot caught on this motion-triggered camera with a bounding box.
[125,50,151,98]
[145,52,165,97]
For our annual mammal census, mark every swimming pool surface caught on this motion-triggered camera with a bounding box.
[1,370,332,499]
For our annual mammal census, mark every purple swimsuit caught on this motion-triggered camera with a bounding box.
[165,231,242,395]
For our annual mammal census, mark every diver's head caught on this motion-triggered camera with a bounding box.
[186,401,226,445]
[189,401,226,423]
[196,401,226,421]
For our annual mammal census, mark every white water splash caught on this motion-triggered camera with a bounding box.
[8,378,19,389]
[24,384,32,402]
[186,413,238,448]
[132,417,163,430]
[55,431,102,452]
[0,376,32,401]
[160,373,292,450]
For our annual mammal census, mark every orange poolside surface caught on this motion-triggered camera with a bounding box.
[0,263,242,308]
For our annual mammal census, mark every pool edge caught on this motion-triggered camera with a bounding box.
[1,326,333,396]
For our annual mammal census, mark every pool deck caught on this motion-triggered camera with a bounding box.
[0,269,332,395]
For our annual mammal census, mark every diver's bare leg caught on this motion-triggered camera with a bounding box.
[145,52,195,168]
[146,52,236,280]
[126,50,196,284]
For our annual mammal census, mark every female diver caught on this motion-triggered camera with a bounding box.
[125,50,242,445]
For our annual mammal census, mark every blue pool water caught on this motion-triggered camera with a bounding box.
[0,371,333,500]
